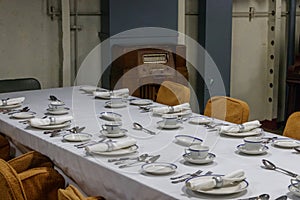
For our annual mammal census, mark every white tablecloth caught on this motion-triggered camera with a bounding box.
[0,86,299,200]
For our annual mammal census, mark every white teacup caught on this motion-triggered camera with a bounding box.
[102,121,122,134]
[48,104,65,111]
[110,96,124,105]
[162,114,178,126]
[244,137,263,151]
[185,144,209,159]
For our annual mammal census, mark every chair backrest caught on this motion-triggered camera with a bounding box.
[0,134,10,161]
[0,78,41,93]
[156,81,190,106]
[283,112,300,140]
[204,96,250,124]
[0,159,27,200]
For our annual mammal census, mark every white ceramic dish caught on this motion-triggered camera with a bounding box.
[237,144,268,155]
[63,133,92,142]
[221,128,263,137]
[0,103,22,109]
[105,101,127,108]
[153,109,192,117]
[186,175,249,195]
[183,153,215,164]
[273,139,300,148]
[47,108,70,115]
[30,121,71,130]
[142,162,177,175]
[157,121,181,129]
[50,101,65,106]
[100,129,127,138]
[90,145,138,156]
[175,135,202,146]
[12,112,35,119]
[99,112,122,121]
[189,117,212,125]
[288,183,300,197]
[130,99,153,106]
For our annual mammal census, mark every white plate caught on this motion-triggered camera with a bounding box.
[30,121,71,130]
[189,117,212,125]
[47,108,70,115]
[175,135,202,146]
[142,162,177,175]
[157,121,181,129]
[237,144,268,155]
[221,128,263,137]
[186,175,249,195]
[99,112,122,121]
[90,145,138,156]
[0,103,22,109]
[12,112,35,119]
[183,153,215,164]
[154,109,192,117]
[105,101,127,108]
[288,183,300,197]
[63,133,92,142]
[100,129,127,138]
[130,99,153,106]
[273,140,300,148]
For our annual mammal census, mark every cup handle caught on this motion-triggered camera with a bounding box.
[102,125,107,130]
[185,148,191,154]
[291,179,299,186]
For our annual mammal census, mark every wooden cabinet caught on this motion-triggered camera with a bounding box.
[110,44,189,100]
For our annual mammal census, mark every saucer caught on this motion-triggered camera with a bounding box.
[157,121,181,129]
[100,129,127,138]
[47,108,70,115]
[237,144,268,155]
[183,153,215,164]
[142,162,177,175]
[63,133,92,142]
[273,139,300,148]
[130,99,153,106]
[12,112,35,119]
[0,103,22,109]
[99,112,122,121]
[105,101,127,108]
[188,117,212,125]
[175,135,202,146]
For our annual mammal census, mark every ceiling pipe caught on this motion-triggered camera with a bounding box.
[287,0,296,67]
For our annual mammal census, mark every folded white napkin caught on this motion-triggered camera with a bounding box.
[93,88,129,98]
[186,169,246,191]
[152,103,190,114]
[0,97,25,106]
[29,116,73,126]
[85,137,136,152]
[219,120,261,133]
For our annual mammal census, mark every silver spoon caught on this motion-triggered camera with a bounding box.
[262,159,299,178]
[133,122,156,135]
[239,193,270,200]
[118,154,149,168]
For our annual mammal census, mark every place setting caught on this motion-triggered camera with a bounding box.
[236,136,269,155]
[100,121,128,138]
[130,99,153,106]
[6,106,36,119]
[156,114,183,130]
[0,97,25,110]
[46,98,70,115]
[104,96,128,108]
[84,137,138,156]
[79,85,107,94]
[93,88,129,99]
[151,103,192,117]
[185,169,249,196]
[183,144,216,165]
[218,120,263,137]
[27,115,73,130]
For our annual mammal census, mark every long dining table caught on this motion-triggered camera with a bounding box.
[0,86,300,200]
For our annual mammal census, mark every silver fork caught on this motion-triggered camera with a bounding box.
[171,170,203,184]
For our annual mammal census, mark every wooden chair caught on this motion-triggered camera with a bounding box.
[58,185,105,200]
[283,112,300,140]
[0,158,65,200]
[156,81,190,106]
[0,134,10,161]
[204,96,250,124]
